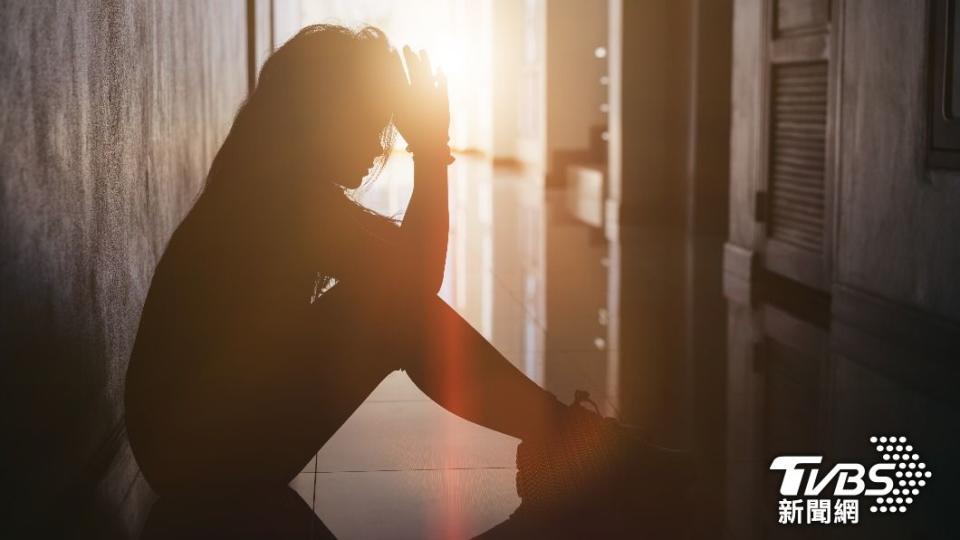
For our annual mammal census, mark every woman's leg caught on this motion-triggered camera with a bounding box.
[249,283,566,483]
[132,282,563,492]
[285,281,569,444]
[393,292,568,441]
[302,284,567,441]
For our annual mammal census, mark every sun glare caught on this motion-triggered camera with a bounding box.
[297,0,493,153]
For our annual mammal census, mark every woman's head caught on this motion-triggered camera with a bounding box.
[237,25,400,191]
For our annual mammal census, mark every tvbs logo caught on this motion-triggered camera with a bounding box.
[770,436,932,525]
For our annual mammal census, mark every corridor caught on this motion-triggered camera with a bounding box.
[5,2,957,539]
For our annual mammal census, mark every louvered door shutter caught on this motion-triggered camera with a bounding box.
[758,0,838,290]
[769,62,827,253]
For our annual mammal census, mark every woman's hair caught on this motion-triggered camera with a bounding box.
[204,24,398,201]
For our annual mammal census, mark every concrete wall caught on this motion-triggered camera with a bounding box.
[0,0,247,532]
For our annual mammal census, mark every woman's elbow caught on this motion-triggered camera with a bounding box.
[390,263,443,297]
[421,268,444,296]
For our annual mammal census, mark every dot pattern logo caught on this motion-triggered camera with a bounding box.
[868,436,932,514]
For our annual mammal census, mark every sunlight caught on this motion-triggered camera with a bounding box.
[295,0,493,153]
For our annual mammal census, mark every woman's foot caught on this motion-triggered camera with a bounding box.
[481,391,694,538]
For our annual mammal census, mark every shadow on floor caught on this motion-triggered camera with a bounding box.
[140,461,697,540]
[140,487,335,540]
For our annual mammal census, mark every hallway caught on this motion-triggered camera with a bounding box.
[5,2,958,538]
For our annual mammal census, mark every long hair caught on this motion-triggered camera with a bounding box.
[202,24,398,208]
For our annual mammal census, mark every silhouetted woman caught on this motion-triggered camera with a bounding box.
[126,24,563,491]
[126,25,684,535]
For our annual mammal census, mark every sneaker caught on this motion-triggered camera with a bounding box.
[482,391,694,538]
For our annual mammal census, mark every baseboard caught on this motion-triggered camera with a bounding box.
[830,284,960,405]
[831,284,960,356]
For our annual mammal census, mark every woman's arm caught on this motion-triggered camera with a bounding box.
[314,47,451,294]
[392,46,452,292]
[400,152,449,293]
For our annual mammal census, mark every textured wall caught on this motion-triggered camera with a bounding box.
[0,0,246,530]
[838,1,960,321]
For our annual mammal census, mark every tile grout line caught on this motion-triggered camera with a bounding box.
[312,465,517,474]
[311,463,318,511]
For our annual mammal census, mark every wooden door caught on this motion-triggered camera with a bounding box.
[756,0,840,290]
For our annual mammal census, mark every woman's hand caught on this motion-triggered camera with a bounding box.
[392,46,450,154]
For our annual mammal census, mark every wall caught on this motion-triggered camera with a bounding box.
[612,0,691,226]
[724,0,960,323]
[723,1,960,537]
[838,1,960,322]
[491,0,524,161]
[831,4,960,535]
[610,3,731,536]
[613,0,694,443]
[517,0,548,169]
[546,0,607,176]
[0,0,247,534]
[725,0,763,251]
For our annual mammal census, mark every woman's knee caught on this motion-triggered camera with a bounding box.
[316,282,439,333]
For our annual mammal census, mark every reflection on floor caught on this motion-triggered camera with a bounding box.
[279,155,622,539]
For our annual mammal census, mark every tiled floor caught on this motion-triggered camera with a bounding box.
[287,155,622,538]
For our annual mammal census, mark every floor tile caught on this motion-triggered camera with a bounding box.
[289,473,316,508]
[314,468,518,540]
[316,400,518,472]
[300,453,318,474]
[364,370,431,403]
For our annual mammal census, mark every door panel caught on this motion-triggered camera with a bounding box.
[758,0,839,290]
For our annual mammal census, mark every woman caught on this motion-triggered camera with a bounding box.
[125,26,680,533]
[125,24,571,493]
